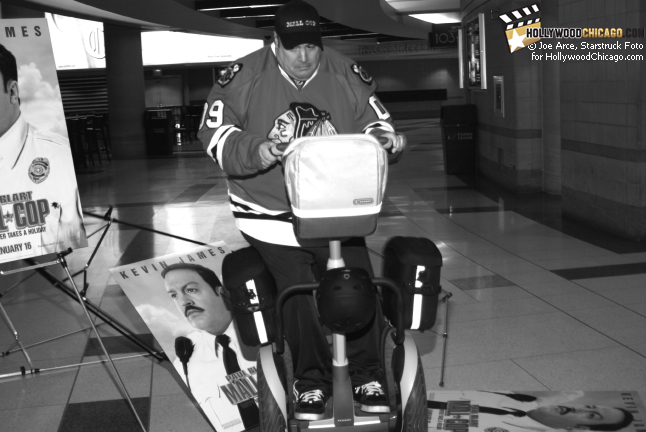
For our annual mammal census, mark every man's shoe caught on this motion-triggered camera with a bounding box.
[294,386,328,420]
[353,381,390,413]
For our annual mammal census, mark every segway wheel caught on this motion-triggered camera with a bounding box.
[401,357,426,432]
[258,355,287,432]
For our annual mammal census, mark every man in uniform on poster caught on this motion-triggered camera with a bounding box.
[163,263,258,432]
[0,43,86,261]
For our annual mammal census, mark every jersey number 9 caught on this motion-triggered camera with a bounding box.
[203,100,224,129]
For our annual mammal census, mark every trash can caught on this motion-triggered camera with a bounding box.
[440,104,477,174]
[144,109,174,156]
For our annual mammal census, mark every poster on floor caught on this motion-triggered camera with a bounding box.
[427,390,646,432]
[0,18,88,264]
[110,242,259,432]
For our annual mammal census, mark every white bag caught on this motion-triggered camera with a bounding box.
[282,134,388,239]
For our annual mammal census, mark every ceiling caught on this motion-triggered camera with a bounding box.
[5,0,460,42]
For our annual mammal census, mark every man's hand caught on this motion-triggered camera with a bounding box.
[378,131,407,153]
[259,141,285,169]
[370,130,406,153]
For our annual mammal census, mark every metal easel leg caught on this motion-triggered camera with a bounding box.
[0,300,35,371]
[58,252,148,432]
[439,291,452,387]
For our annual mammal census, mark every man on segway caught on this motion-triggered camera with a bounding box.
[198,0,406,421]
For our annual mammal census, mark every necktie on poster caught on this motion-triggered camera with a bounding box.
[216,334,260,430]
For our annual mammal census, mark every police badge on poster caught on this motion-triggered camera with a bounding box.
[0,18,88,264]
[110,242,260,432]
[428,390,646,432]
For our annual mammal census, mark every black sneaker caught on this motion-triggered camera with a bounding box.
[353,381,389,413]
[294,385,327,421]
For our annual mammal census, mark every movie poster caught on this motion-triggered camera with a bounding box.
[0,18,88,264]
[428,390,646,432]
[110,242,259,432]
[466,18,481,88]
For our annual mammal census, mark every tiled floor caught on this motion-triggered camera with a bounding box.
[2,118,646,431]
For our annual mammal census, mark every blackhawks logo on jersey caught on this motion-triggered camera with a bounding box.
[28,157,50,184]
[267,102,338,145]
[218,63,242,87]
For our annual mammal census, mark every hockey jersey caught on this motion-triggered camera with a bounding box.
[198,44,394,246]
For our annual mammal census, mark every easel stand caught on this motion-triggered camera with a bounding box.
[1,207,164,365]
[0,206,243,431]
[438,290,452,387]
[0,249,147,432]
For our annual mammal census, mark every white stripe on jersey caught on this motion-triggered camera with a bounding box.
[207,125,240,170]
[364,121,395,134]
[236,218,301,246]
[229,192,299,246]
[217,127,240,171]
[206,124,234,161]
[229,192,291,216]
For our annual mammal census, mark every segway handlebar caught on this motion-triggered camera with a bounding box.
[273,277,407,354]
[272,136,391,155]
[274,142,289,152]
[274,282,320,354]
[371,277,406,345]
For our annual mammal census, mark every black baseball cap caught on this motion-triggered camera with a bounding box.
[274,0,323,50]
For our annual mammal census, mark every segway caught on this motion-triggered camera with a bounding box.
[222,134,443,432]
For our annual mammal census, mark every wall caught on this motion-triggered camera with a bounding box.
[186,67,214,105]
[143,66,214,107]
[461,0,646,240]
[559,0,646,239]
[462,0,544,193]
[148,56,464,118]
[361,57,464,118]
[144,76,183,107]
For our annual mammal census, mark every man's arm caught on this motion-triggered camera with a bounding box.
[361,97,406,161]
[342,62,407,157]
[197,66,277,175]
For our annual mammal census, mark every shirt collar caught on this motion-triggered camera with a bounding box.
[0,114,28,171]
[271,42,319,90]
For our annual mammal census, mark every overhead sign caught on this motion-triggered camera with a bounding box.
[429,23,460,48]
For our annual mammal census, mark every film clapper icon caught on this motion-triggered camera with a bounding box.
[499,3,541,53]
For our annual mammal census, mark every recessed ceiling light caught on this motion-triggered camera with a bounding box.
[410,13,461,24]
[198,4,283,11]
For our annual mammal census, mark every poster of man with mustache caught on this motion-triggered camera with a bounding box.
[110,242,259,432]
